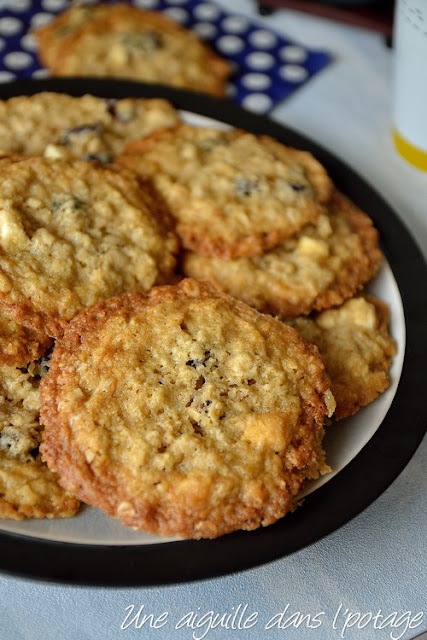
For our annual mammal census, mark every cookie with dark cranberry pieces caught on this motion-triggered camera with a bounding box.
[0,157,179,337]
[40,279,335,539]
[119,125,333,258]
[35,4,229,96]
[0,92,179,161]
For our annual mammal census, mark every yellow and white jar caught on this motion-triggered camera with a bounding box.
[393,0,427,171]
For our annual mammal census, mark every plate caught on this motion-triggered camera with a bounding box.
[0,78,425,585]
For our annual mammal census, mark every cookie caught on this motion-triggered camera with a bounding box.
[0,346,80,520]
[34,4,113,70]
[0,92,179,161]
[183,191,382,316]
[35,4,229,97]
[0,307,53,367]
[119,125,333,258]
[287,296,396,420]
[0,154,29,166]
[40,279,335,539]
[0,157,179,337]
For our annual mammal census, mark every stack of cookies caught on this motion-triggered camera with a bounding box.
[118,124,396,423]
[0,92,395,539]
[0,93,181,522]
[0,308,79,520]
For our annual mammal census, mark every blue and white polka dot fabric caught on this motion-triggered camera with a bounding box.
[0,0,332,114]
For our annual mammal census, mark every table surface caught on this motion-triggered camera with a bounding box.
[0,2,425,640]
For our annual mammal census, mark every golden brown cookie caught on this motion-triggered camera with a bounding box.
[287,296,396,420]
[0,346,80,520]
[0,307,53,367]
[34,4,113,70]
[40,279,335,539]
[183,191,382,317]
[0,154,28,165]
[0,92,179,161]
[0,157,179,337]
[119,125,333,258]
[35,4,229,97]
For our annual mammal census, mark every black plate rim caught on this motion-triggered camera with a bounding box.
[0,78,425,587]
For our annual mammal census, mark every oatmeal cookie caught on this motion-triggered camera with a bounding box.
[287,296,396,420]
[0,348,80,520]
[0,157,179,337]
[40,279,335,539]
[0,154,28,166]
[35,4,229,97]
[119,125,333,258]
[0,307,52,367]
[0,92,179,161]
[34,4,113,70]
[183,191,381,316]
